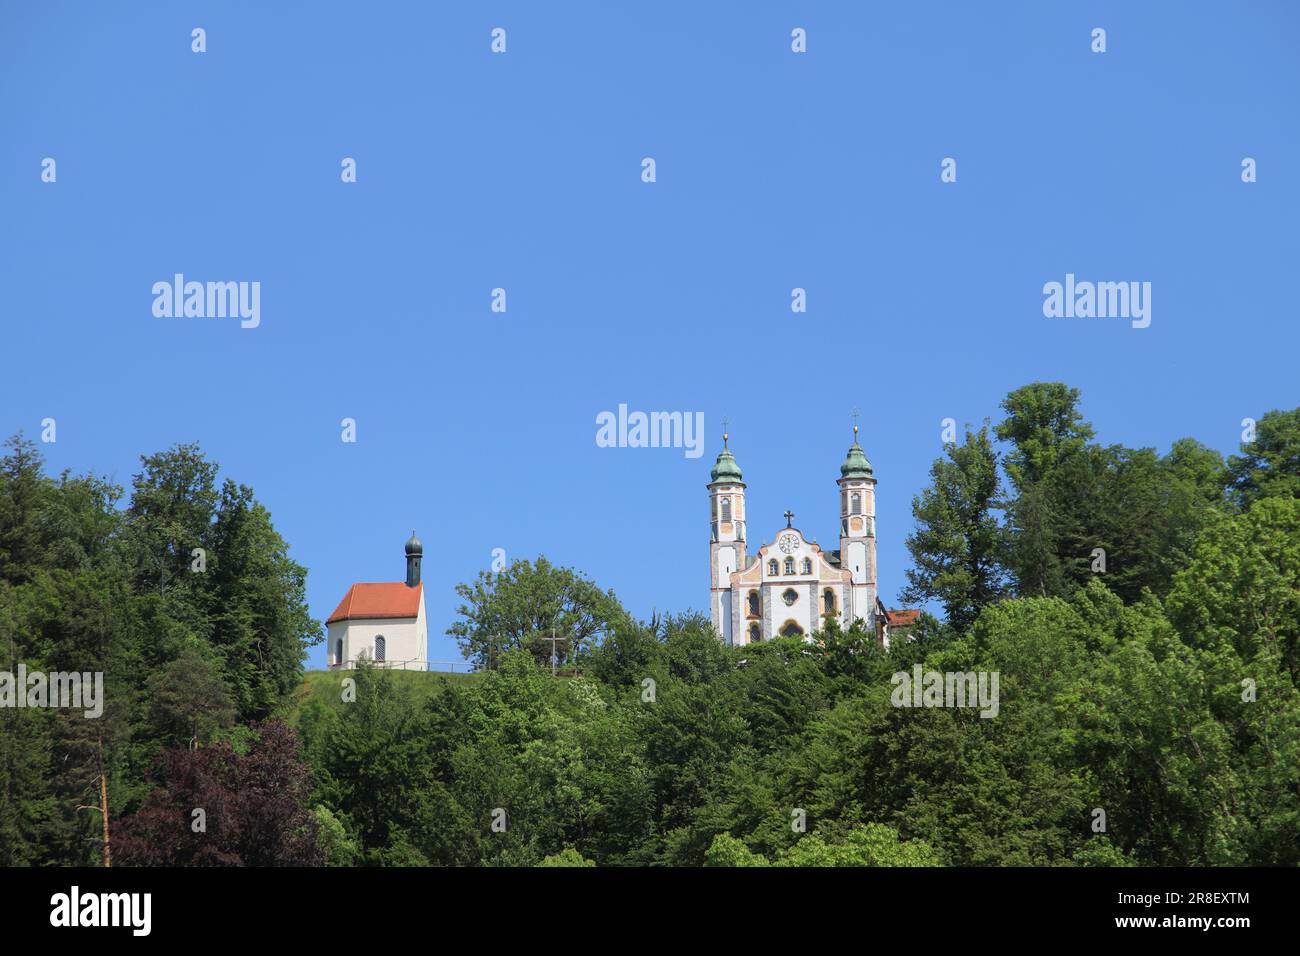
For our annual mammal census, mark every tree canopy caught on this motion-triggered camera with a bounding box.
[6,381,1299,867]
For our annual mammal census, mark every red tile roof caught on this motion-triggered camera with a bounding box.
[887,609,921,627]
[327,582,422,624]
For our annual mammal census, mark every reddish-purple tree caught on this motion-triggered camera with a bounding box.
[115,719,323,866]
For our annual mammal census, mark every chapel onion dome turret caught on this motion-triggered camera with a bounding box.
[840,426,874,479]
[405,530,423,556]
[710,433,744,483]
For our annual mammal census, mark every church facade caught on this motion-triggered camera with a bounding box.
[708,428,915,646]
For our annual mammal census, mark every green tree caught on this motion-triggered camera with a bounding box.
[314,806,360,866]
[704,832,769,866]
[705,825,940,867]
[300,665,447,865]
[145,644,237,748]
[205,479,321,719]
[0,435,324,866]
[646,677,748,864]
[1072,838,1135,867]
[1167,497,1300,683]
[125,443,218,593]
[902,423,1009,630]
[995,383,1095,598]
[0,435,50,585]
[586,617,666,688]
[1225,408,1300,509]
[449,557,628,670]
[995,383,1096,491]
[1163,497,1300,863]
[778,824,941,866]
[537,847,596,867]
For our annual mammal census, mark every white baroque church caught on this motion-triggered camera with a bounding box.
[708,427,918,646]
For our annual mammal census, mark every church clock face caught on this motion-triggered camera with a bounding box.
[778,533,799,554]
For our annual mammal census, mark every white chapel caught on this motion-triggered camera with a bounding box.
[326,532,428,670]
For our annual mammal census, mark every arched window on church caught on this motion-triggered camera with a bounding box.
[748,623,761,643]
[721,497,731,522]
[374,635,386,663]
[747,590,760,617]
[801,557,812,575]
[783,557,795,576]
[768,559,778,576]
[335,639,343,666]
[823,588,835,614]
[851,493,862,515]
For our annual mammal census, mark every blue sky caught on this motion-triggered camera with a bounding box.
[3,1,1297,670]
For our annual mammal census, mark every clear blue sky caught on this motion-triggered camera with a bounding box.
[3,1,1297,670]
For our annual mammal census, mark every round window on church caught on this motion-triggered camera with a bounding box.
[782,588,798,606]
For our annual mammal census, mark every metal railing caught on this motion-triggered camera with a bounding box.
[326,659,475,674]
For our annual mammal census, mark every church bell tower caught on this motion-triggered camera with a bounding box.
[708,431,746,644]
[837,425,877,630]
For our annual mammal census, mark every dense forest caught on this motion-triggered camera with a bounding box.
[1,383,1297,866]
